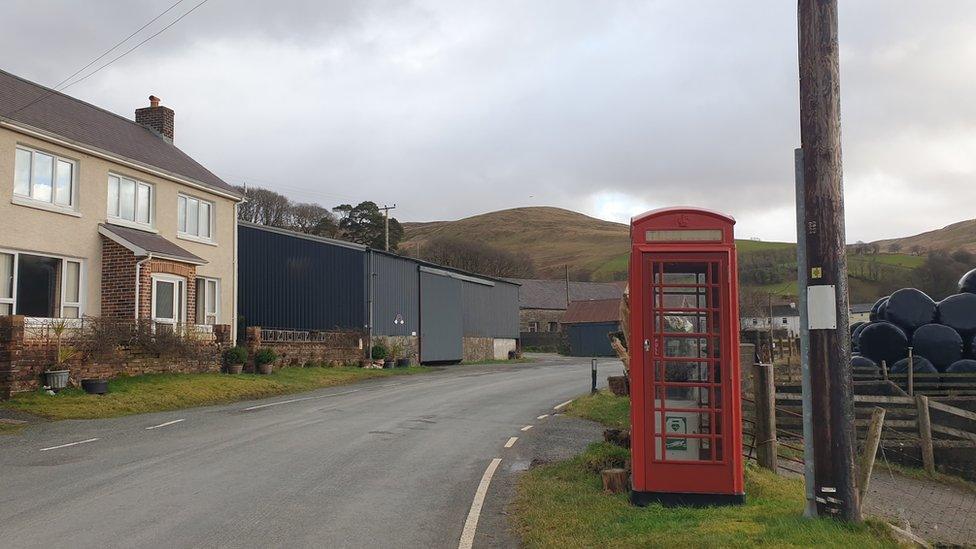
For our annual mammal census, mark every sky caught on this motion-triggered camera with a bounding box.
[2,0,976,243]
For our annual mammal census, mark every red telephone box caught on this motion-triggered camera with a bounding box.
[628,207,744,507]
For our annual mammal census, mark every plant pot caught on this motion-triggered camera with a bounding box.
[607,375,630,396]
[257,363,274,375]
[81,379,109,395]
[383,359,395,369]
[225,363,244,375]
[396,358,410,368]
[45,370,69,392]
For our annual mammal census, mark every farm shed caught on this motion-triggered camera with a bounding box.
[560,299,621,357]
[238,222,518,363]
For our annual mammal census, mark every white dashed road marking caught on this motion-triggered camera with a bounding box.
[146,419,185,430]
[242,389,360,411]
[504,437,518,448]
[554,399,573,410]
[40,438,100,452]
[520,425,533,432]
[536,414,549,420]
[458,458,502,549]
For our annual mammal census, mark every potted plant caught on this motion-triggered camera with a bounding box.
[254,348,277,375]
[390,341,410,368]
[223,346,248,375]
[45,319,76,392]
[371,343,388,368]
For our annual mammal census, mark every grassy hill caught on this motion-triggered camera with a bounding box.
[402,207,967,302]
[874,218,976,254]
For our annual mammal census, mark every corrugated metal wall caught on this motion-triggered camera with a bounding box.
[238,224,366,331]
[461,280,519,338]
[566,321,620,357]
[372,252,419,337]
[420,270,464,362]
[238,224,519,342]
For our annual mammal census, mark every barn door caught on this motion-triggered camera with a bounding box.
[419,270,463,363]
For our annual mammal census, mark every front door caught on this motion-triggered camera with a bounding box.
[642,252,734,494]
[152,275,186,327]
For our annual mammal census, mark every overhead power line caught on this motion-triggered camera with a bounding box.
[3,0,209,118]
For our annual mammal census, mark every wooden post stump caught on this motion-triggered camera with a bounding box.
[858,406,886,503]
[601,468,629,494]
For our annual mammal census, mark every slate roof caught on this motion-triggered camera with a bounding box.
[506,278,625,310]
[99,223,206,265]
[0,69,240,198]
[561,299,622,324]
[850,303,875,314]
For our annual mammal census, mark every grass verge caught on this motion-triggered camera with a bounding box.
[0,422,27,435]
[514,391,897,548]
[0,366,429,420]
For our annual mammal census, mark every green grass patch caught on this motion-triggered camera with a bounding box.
[0,422,27,435]
[566,391,631,429]
[514,451,896,548]
[1,366,429,420]
[517,390,896,548]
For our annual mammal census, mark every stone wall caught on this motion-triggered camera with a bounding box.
[462,337,494,362]
[244,327,365,370]
[518,309,565,333]
[0,316,231,399]
[372,335,419,362]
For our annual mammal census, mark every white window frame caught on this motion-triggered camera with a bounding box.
[151,273,187,326]
[0,248,85,318]
[107,173,154,230]
[195,277,220,325]
[177,193,215,243]
[13,145,78,212]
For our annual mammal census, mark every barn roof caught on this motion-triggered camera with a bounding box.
[506,278,625,310]
[561,299,622,324]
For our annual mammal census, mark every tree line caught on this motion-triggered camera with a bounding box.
[235,186,404,250]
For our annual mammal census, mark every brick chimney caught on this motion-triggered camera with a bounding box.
[135,95,174,143]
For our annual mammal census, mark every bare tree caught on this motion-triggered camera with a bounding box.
[289,202,331,234]
[887,242,902,253]
[418,237,536,278]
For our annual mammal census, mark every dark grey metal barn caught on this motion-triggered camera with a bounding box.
[238,222,519,363]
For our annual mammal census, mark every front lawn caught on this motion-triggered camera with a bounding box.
[514,391,897,548]
[1,366,429,420]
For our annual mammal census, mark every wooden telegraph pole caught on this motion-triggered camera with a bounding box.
[797,0,860,521]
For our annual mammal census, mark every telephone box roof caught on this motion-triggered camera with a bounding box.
[631,206,735,225]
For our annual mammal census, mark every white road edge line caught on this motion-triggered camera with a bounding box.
[536,414,549,420]
[458,457,503,549]
[504,436,518,448]
[146,419,185,430]
[242,389,360,411]
[520,425,533,432]
[554,399,573,410]
[39,438,100,452]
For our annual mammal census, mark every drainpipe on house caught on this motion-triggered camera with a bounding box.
[134,254,152,320]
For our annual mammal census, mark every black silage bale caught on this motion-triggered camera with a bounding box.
[947,359,976,373]
[910,323,963,371]
[937,293,976,334]
[857,321,908,366]
[884,288,937,333]
[851,322,870,352]
[890,355,938,374]
[959,268,976,294]
[850,355,879,377]
[869,297,888,322]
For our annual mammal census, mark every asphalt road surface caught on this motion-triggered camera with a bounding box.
[0,354,617,548]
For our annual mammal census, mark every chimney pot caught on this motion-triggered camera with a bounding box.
[149,95,160,108]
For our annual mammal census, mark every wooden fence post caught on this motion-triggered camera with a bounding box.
[858,406,885,502]
[915,395,935,474]
[752,362,778,471]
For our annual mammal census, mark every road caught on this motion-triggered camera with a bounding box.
[0,355,616,548]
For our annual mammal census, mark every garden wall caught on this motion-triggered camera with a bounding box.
[0,316,232,399]
[244,327,365,370]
